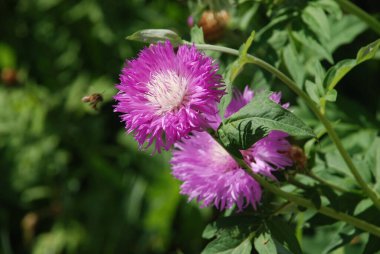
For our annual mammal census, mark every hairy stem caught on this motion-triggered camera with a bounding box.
[187,41,380,210]
[335,0,380,35]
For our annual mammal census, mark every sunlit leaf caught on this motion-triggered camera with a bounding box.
[126,29,182,46]
[217,91,315,156]
[254,233,276,254]
[324,39,380,90]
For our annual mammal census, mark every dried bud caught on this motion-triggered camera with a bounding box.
[287,145,308,171]
[198,10,229,42]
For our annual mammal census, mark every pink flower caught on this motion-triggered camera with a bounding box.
[241,130,293,179]
[114,41,224,152]
[171,86,293,211]
[171,131,262,211]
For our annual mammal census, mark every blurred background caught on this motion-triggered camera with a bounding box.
[0,0,379,253]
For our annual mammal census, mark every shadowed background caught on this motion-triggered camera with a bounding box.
[0,0,379,253]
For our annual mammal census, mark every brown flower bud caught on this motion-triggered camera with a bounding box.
[198,10,229,42]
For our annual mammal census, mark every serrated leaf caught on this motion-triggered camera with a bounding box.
[313,0,342,18]
[292,30,333,63]
[283,43,305,87]
[126,29,182,46]
[267,217,303,254]
[327,15,367,52]
[305,80,321,104]
[202,216,260,239]
[201,235,249,254]
[301,5,330,41]
[324,39,380,90]
[217,91,315,155]
[254,233,276,254]
[190,25,205,44]
[312,60,326,85]
[231,237,253,254]
[201,216,258,254]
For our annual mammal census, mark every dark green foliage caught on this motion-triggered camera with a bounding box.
[1,0,380,253]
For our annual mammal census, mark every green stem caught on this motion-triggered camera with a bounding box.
[188,42,380,210]
[307,171,361,195]
[335,0,380,35]
[234,157,380,237]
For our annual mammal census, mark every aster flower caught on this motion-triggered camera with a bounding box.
[114,41,224,152]
[241,130,293,179]
[171,131,262,211]
[170,86,293,211]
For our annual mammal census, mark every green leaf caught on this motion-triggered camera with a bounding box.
[323,59,356,90]
[324,89,337,102]
[322,225,357,254]
[305,80,321,104]
[327,15,367,52]
[228,31,255,82]
[267,217,303,254]
[190,25,205,44]
[301,5,330,41]
[218,72,233,119]
[283,43,305,87]
[220,32,255,119]
[201,216,258,254]
[126,29,182,46]
[217,91,315,155]
[324,39,380,90]
[202,216,260,239]
[254,233,276,254]
[202,235,252,254]
[356,38,380,64]
[313,0,341,18]
[292,30,333,63]
[232,237,253,254]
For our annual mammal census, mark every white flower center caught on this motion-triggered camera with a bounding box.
[145,70,189,115]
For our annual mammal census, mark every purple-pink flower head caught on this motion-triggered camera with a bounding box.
[114,41,224,152]
[241,130,293,179]
[225,86,254,118]
[269,91,290,109]
[171,132,262,211]
[170,86,292,211]
[234,89,292,178]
